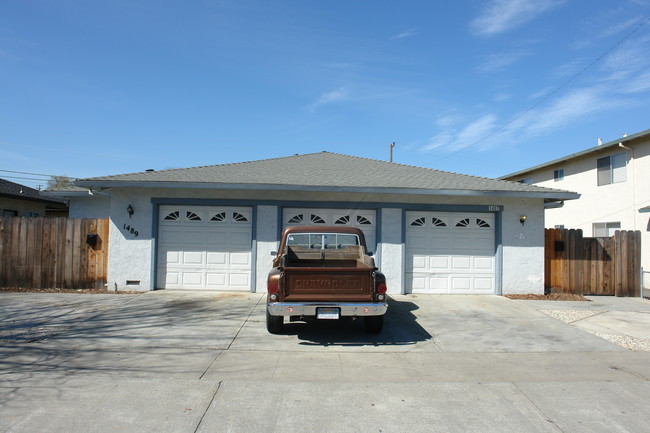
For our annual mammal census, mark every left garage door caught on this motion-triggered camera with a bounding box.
[157,205,252,290]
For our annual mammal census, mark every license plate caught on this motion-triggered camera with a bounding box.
[316,307,340,320]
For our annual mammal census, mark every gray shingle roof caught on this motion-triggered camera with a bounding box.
[75,152,577,199]
[0,179,66,204]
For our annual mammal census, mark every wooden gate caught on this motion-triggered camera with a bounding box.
[545,228,641,296]
[0,217,109,290]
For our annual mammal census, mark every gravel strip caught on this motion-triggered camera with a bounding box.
[540,309,603,323]
[593,333,650,352]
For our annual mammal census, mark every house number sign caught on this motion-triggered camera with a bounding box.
[123,224,139,237]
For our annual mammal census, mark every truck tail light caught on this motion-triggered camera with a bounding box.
[268,282,279,294]
[377,283,387,295]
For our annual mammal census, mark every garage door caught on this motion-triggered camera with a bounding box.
[405,212,495,294]
[283,208,376,251]
[157,205,252,290]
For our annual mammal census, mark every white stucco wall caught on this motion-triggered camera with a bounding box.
[103,187,547,294]
[107,190,155,291]
[379,207,404,295]
[500,198,545,295]
[255,205,279,292]
[69,195,110,218]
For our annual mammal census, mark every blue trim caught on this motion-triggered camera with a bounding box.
[250,206,258,292]
[495,210,503,295]
[151,204,160,290]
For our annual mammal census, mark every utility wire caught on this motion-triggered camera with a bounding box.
[435,16,650,163]
[0,169,76,178]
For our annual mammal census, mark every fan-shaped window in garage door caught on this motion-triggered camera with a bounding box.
[186,211,202,221]
[455,218,470,228]
[164,211,180,221]
[311,214,326,224]
[210,212,226,222]
[335,215,350,224]
[233,212,249,222]
[432,217,447,227]
[288,214,304,224]
[477,218,491,228]
[410,217,426,227]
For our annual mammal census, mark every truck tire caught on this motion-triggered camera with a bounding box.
[266,309,284,334]
[364,315,384,334]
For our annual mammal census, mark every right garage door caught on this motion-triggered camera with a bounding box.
[405,211,496,294]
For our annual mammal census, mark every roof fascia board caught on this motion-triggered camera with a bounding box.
[499,128,650,180]
[75,180,578,200]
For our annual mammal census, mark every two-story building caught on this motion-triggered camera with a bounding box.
[500,128,650,289]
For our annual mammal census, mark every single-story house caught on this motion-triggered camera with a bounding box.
[73,152,578,295]
[42,184,111,218]
[0,179,68,217]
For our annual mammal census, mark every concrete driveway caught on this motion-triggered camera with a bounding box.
[1,291,650,433]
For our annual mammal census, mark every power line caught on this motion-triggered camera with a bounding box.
[0,169,76,178]
[435,16,650,162]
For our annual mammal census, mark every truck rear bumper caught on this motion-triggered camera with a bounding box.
[267,302,388,317]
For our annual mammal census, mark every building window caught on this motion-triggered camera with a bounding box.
[554,168,564,182]
[554,224,565,229]
[593,222,621,237]
[597,152,626,186]
[2,209,18,217]
[518,177,532,184]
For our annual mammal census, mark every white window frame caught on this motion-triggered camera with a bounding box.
[597,152,626,186]
[593,222,621,237]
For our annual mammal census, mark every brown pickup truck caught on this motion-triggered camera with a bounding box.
[266,226,388,334]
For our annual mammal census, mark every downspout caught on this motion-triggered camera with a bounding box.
[619,143,636,228]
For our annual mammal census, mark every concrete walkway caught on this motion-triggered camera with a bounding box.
[1,291,650,432]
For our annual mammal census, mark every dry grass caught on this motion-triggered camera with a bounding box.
[0,287,141,295]
[504,293,590,301]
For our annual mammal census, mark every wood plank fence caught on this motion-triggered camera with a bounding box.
[545,228,641,297]
[0,217,109,290]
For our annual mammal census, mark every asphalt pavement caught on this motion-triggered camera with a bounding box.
[1,291,650,433]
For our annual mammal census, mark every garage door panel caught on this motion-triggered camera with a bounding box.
[474,257,494,270]
[451,256,471,270]
[182,251,204,265]
[206,252,227,265]
[429,256,449,270]
[182,272,203,287]
[206,273,226,287]
[230,252,251,266]
[228,273,250,287]
[406,211,496,294]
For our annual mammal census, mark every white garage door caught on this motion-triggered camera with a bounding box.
[283,208,376,251]
[406,212,495,294]
[157,205,252,290]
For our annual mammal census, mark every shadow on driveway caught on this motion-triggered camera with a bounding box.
[278,297,434,347]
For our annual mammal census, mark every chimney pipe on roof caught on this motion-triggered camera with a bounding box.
[598,138,603,145]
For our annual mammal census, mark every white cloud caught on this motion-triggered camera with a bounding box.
[622,70,650,93]
[522,87,625,135]
[477,51,528,73]
[306,87,349,111]
[471,0,566,36]
[424,114,499,152]
[391,28,417,40]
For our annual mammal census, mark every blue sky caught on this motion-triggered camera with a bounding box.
[1,0,649,189]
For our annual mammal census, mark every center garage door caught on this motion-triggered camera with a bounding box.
[283,208,376,251]
[405,211,496,294]
[157,205,252,290]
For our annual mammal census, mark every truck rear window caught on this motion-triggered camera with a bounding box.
[287,233,360,249]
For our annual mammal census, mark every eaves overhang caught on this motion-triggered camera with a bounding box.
[499,127,650,180]
[74,180,579,201]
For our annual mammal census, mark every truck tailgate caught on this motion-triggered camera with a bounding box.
[283,267,374,302]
